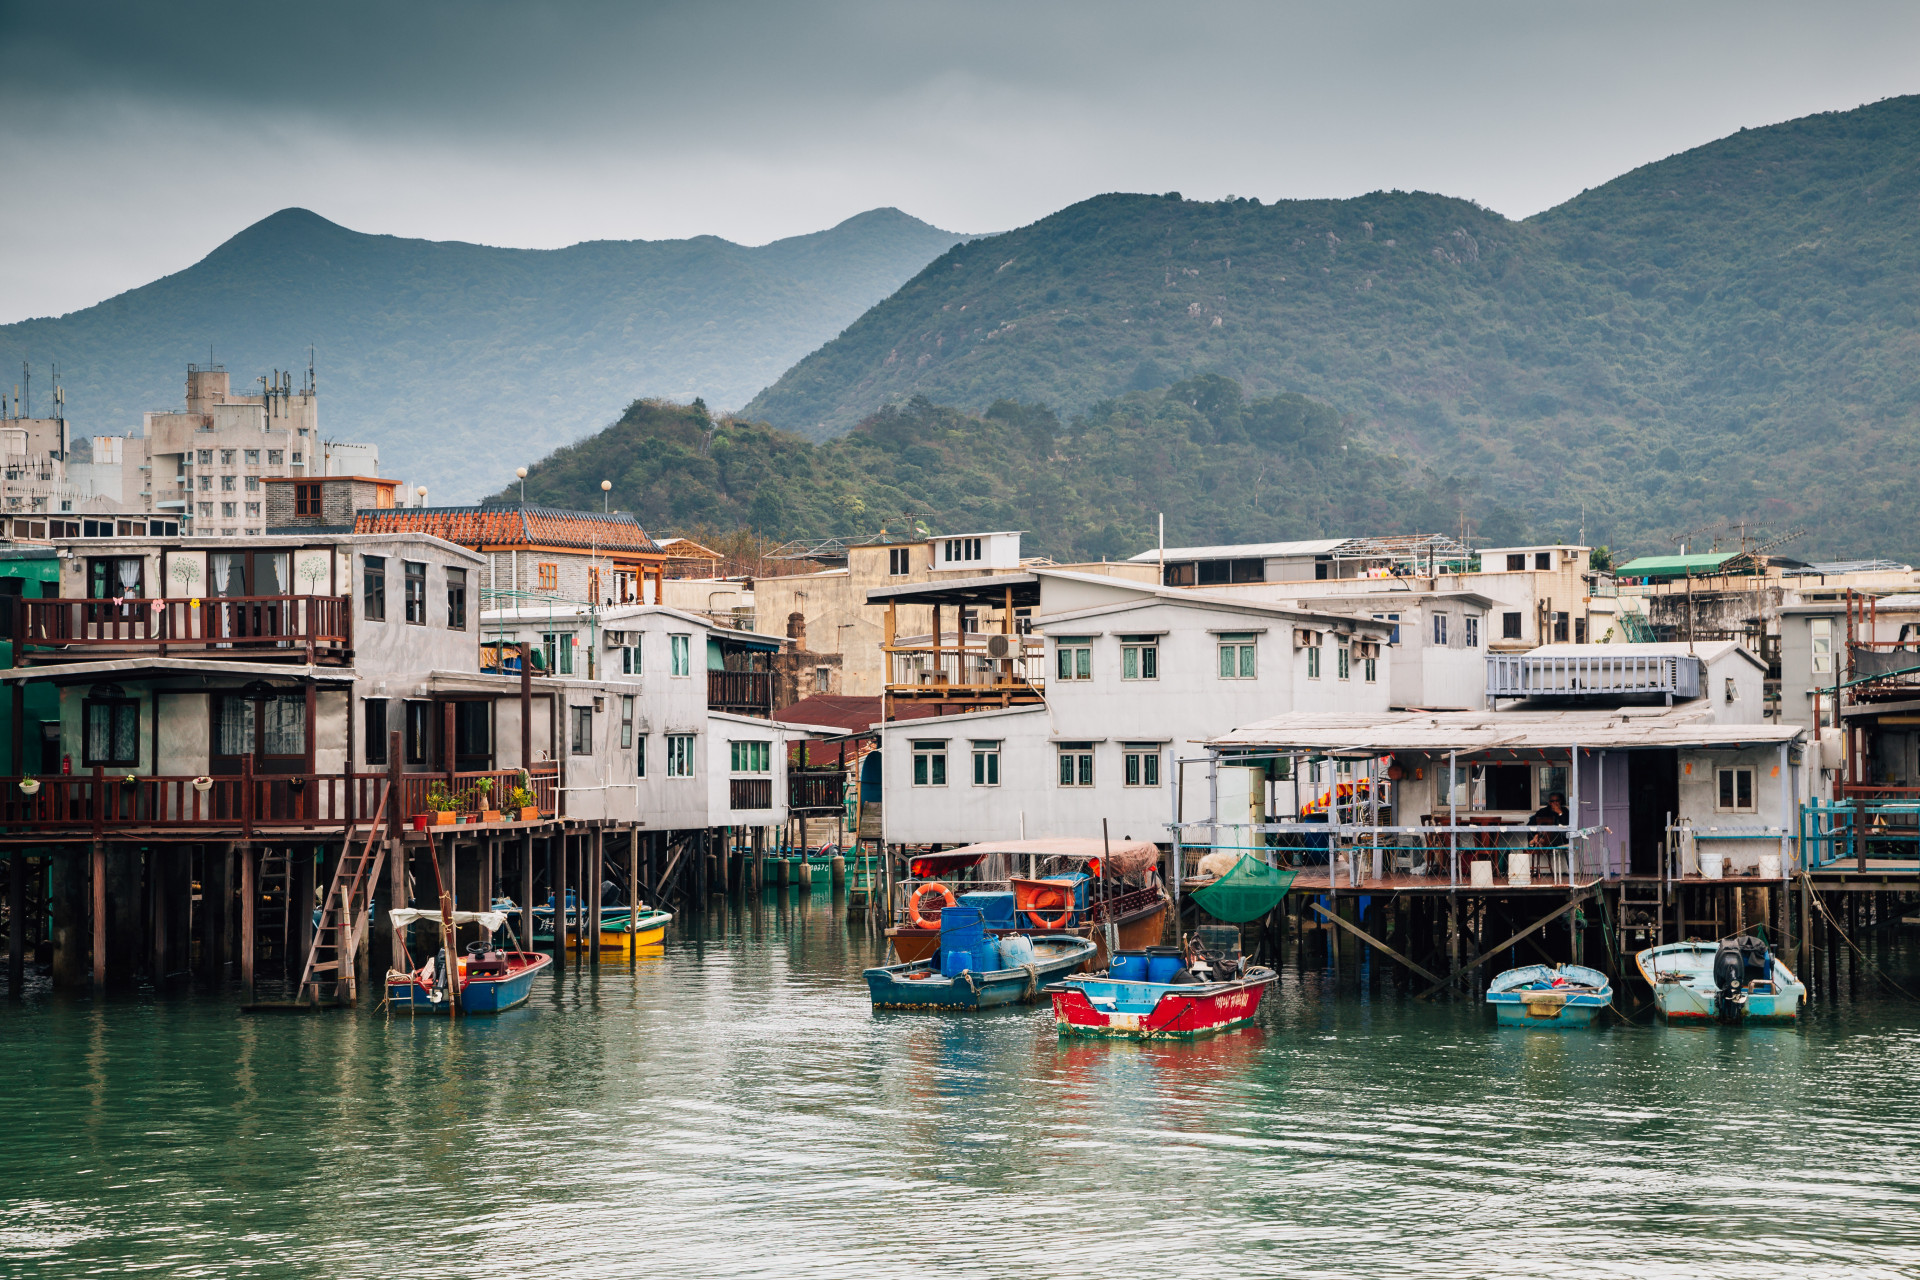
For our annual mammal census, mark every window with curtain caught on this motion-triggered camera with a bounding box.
[259,696,305,756]
[84,698,139,766]
[214,697,255,756]
[362,556,385,621]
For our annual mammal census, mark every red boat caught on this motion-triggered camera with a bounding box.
[1048,969,1277,1039]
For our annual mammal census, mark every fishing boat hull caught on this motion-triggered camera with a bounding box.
[1047,969,1277,1039]
[533,907,673,951]
[387,951,553,1015]
[1635,942,1807,1025]
[866,936,1097,1010]
[1485,964,1612,1028]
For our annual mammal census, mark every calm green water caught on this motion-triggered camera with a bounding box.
[6,892,1920,1279]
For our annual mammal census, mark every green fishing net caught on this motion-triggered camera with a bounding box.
[1191,853,1296,923]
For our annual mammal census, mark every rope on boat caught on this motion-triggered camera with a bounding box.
[1020,963,1039,1002]
[1799,870,1920,1003]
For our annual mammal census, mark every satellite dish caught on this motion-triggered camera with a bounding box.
[985,634,1012,659]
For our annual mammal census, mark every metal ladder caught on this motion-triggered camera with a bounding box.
[295,784,390,1006]
[256,848,291,970]
[1616,879,1666,954]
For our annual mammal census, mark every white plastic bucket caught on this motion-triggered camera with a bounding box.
[1757,853,1783,879]
[1507,853,1532,886]
[1470,859,1495,888]
[1700,851,1725,880]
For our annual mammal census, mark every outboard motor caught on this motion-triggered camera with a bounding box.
[1712,936,1770,1024]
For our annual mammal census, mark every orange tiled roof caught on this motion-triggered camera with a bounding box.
[353,505,661,553]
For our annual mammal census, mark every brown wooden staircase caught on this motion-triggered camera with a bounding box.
[294,783,389,1006]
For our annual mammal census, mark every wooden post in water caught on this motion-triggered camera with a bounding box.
[552,834,569,963]
[91,839,106,992]
[7,851,22,996]
[239,843,256,1000]
[589,826,604,966]
[628,825,639,950]
[521,831,535,952]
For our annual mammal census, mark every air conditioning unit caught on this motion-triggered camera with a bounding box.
[1293,627,1319,649]
[604,630,630,647]
[985,633,1013,658]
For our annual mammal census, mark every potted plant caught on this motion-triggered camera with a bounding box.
[19,775,39,796]
[509,784,538,822]
[427,783,458,826]
[191,775,213,794]
[473,777,502,823]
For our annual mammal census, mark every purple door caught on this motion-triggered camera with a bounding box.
[1576,750,1631,878]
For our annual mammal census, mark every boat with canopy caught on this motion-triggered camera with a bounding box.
[385,908,552,1014]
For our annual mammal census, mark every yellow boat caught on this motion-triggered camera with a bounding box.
[534,904,674,952]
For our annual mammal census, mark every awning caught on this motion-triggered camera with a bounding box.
[388,908,509,932]
[937,836,1161,878]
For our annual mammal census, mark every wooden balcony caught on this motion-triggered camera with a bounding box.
[882,638,1046,718]
[3,595,352,664]
[708,669,772,717]
[729,777,774,810]
[788,769,846,813]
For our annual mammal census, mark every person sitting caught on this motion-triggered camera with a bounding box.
[1528,792,1569,847]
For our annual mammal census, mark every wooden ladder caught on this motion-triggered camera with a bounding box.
[1617,880,1666,952]
[296,783,390,1006]
[256,848,291,969]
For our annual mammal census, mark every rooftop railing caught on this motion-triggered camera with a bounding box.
[4,595,351,660]
[1486,651,1701,700]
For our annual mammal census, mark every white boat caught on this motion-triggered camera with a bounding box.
[1635,938,1806,1025]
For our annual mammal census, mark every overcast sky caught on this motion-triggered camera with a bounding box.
[3,0,1918,323]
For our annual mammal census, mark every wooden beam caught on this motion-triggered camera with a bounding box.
[1416,890,1593,1000]
[1310,902,1442,985]
[91,840,106,990]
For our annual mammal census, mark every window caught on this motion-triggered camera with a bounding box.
[537,562,558,592]
[1055,637,1093,681]
[219,449,235,465]
[1432,613,1449,646]
[1465,615,1480,648]
[403,561,426,624]
[1306,645,1321,679]
[362,555,386,621]
[87,556,143,600]
[1372,613,1402,646]
[447,567,467,630]
[944,537,982,563]
[619,642,642,675]
[294,482,321,516]
[1716,767,1755,813]
[1502,611,1523,640]
[1535,552,1552,570]
[1484,764,1532,810]
[730,741,771,773]
[244,502,261,517]
[84,697,139,766]
[1124,745,1161,787]
[197,502,212,518]
[267,449,284,465]
[570,705,593,755]
[1363,656,1377,683]
[404,701,431,766]
[815,666,832,693]
[221,475,235,491]
[1548,611,1568,642]
[243,476,259,492]
[244,449,260,465]
[888,547,911,575]
[198,476,212,491]
[1811,619,1833,675]
[912,740,948,786]
[587,565,602,603]
[220,502,237,518]
[1219,634,1256,679]
[196,449,213,465]
[620,695,634,749]
[1120,636,1159,680]
[1575,617,1588,644]
[539,632,575,675]
[1506,553,1525,572]
[666,734,695,777]
[670,634,691,676]
[1058,742,1094,787]
[635,735,647,778]
[972,740,1000,786]
[364,698,389,764]
[1337,645,1351,680]
[291,452,302,465]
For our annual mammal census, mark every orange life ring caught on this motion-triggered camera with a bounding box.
[1025,887,1073,930]
[907,882,957,930]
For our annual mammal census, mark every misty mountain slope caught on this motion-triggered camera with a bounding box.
[743,96,1920,559]
[0,207,966,500]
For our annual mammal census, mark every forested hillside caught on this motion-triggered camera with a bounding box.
[495,381,1526,563]
[745,96,1920,560]
[0,207,965,501]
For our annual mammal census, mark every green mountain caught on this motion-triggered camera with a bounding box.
[744,96,1920,560]
[0,207,966,501]
[493,383,1526,563]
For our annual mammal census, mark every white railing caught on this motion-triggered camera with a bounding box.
[1486,652,1700,699]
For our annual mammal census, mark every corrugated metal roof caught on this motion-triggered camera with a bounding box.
[1128,538,1346,562]
[1210,707,1800,752]
[1614,552,1738,576]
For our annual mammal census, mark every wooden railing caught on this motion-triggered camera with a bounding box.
[707,669,772,715]
[395,766,561,818]
[4,595,351,658]
[884,642,1046,697]
[729,777,774,810]
[788,770,845,812]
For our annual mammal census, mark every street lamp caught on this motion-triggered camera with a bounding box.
[516,466,528,506]
[601,479,612,513]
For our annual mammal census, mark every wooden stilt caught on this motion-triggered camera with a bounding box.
[589,826,604,966]
[7,851,22,996]
[239,843,256,1000]
[521,831,534,951]
[1311,902,1440,984]
[91,840,106,992]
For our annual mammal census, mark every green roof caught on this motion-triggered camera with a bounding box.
[1615,552,1739,578]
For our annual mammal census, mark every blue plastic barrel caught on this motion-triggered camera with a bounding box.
[972,940,1002,972]
[1146,946,1184,983]
[1110,950,1150,981]
[941,947,976,977]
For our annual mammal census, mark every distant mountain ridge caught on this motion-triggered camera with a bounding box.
[0,207,967,500]
[744,95,1920,560]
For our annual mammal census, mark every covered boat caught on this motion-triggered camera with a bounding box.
[885,838,1169,968]
[1636,937,1806,1024]
[385,908,553,1015]
[866,932,1097,1010]
[1485,963,1611,1028]
[1047,931,1275,1039]
[528,890,674,953]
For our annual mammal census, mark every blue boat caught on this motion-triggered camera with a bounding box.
[1485,963,1612,1028]
[865,933,1096,1010]
[387,945,553,1014]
